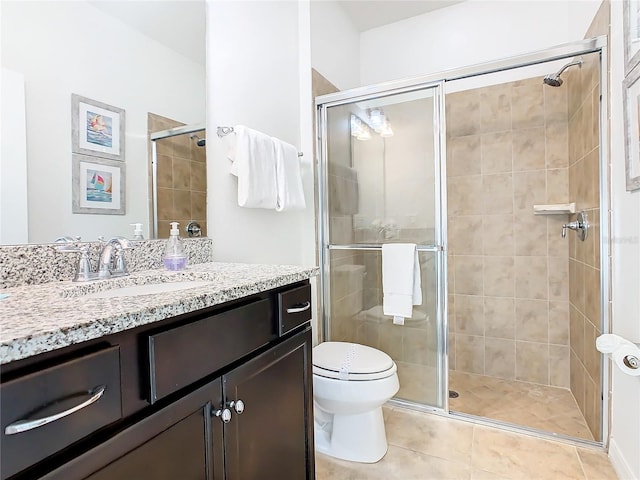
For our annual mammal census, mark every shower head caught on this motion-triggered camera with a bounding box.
[543,74,563,87]
[190,134,206,147]
[543,58,583,87]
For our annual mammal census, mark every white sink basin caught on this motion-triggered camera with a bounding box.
[84,281,212,299]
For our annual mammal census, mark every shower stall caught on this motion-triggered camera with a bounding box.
[149,116,207,240]
[316,36,609,445]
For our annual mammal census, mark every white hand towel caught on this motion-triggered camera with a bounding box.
[382,243,422,321]
[273,138,305,211]
[231,125,278,209]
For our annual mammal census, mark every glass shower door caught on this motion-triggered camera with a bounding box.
[318,83,447,409]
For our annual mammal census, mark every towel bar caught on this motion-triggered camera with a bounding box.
[216,126,303,157]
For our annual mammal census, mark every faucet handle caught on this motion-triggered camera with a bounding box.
[113,248,128,274]
[108,237,134,276]
[56,245,94,282]
[107,236,134,249]
[74,247,95,282]
[54,236,82,243]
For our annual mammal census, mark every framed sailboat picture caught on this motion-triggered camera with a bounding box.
[72,154,126,214]
[71,94,125,161]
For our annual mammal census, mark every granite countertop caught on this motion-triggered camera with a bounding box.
[0,262,318,365]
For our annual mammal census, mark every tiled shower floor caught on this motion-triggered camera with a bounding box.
[449,370,594,441]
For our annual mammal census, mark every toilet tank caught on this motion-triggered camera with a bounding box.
[332,265,365,317]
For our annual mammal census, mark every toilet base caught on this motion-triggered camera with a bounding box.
[314,407,388,463]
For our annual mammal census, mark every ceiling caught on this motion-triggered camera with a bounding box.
[88,0,465,66]
[338,0,466,32]
[89,1,206,65]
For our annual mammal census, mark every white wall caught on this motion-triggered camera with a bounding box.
[608,3,640,478]
[310,0,360,90]
[0,69,29,244]
[206,0,315,267]
[1,1,204,243]
[360,0,602,86]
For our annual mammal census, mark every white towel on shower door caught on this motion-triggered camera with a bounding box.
[382,243,422,321]
[230,125,278,209]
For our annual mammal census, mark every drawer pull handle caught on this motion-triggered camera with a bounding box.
[286,302,310,314]
[5,385,106,435]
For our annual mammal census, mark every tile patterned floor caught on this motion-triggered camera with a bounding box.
[315,406,618,480]
[449,371,594,441]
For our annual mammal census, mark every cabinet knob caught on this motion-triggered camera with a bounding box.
[230,399,245,415]
[213,407,232,424]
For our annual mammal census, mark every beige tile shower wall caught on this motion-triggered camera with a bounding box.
[148,113,207,239]
[566,50,602,440]
[447,77,571,388]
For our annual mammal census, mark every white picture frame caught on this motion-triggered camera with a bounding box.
[72,154,126,214]
[71,94,125,161]
[623,64,640,191]
[624,0,640,75]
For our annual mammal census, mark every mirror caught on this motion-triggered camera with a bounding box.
[0,0,206,244]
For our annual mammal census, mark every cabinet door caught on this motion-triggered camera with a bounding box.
[223,327,314,480]
[85,408,208,480]
[42,380,224,480]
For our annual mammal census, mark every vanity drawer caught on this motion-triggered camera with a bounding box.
[148,298,275,403]
[0,346,122,480]
[278,283,312,336]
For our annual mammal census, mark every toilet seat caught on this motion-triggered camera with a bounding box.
[313,342,396,381]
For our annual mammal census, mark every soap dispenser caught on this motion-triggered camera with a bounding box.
[163,222,188,271]
[130,223,144,240]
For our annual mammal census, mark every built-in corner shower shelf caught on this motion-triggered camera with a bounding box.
[533,202,576,215]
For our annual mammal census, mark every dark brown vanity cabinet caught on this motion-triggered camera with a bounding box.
[66,379,225,480]
[2,281,314,480]
[224,330,311,480]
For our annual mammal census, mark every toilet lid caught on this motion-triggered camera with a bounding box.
[312,342,396,381]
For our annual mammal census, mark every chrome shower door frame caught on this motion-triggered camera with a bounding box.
[316,80,450,412]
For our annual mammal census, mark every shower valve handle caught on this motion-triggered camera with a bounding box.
[561,222,580,238]
[561,211,589,241]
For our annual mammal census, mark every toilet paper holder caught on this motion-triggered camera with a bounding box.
[596,334,640,371]
[623,353,639,370]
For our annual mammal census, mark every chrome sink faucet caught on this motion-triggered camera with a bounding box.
[57,237,134,282]
[98,237,133,279]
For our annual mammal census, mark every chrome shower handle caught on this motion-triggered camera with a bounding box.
[562,222,580,238]
[562,211,589,241]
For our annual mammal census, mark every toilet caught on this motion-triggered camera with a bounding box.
[312,341,399,463]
